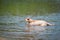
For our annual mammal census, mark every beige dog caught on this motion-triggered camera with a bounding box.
[25,18,54,26]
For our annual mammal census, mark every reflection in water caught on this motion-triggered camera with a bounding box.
[0,13,60,40]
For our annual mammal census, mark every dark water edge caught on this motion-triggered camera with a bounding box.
[0,13,60,40]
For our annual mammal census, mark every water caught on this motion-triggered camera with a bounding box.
[0,13,60,40]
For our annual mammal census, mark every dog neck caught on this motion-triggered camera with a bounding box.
[28,20,35,23]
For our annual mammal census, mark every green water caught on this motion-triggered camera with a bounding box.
[0,0,60,16]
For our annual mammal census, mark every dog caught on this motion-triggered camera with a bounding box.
[25,18,54,26]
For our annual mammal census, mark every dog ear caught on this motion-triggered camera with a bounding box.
[25,18,30,21]
[27,18,30,20]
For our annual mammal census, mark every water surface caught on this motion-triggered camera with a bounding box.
[0,13,60,40]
